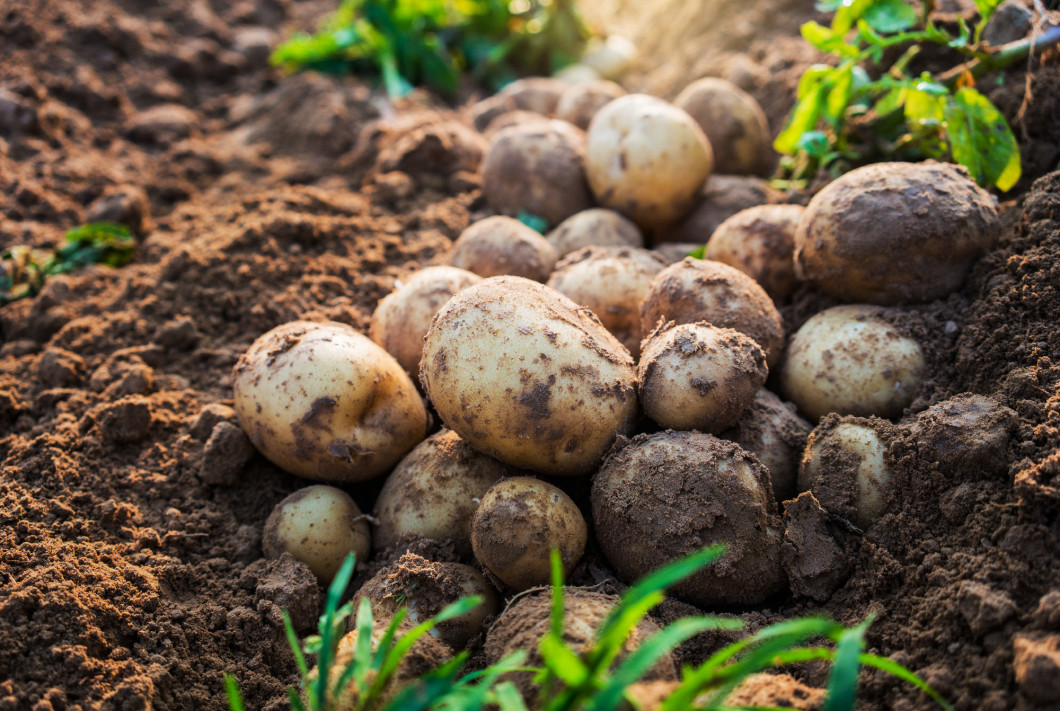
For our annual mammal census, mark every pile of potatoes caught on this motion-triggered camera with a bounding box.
[224,60,1009,707]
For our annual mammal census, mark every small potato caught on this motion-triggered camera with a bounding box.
[799,415,896,529]
[471,477,587,591]
[795,161,1000,304]
[262,485,371,583]
[721,389,812,502]
[638,322,767,432]
[674,77,773,176]
[546,246,667,358]
[586,95,713,229]
[233,321,428,483]
[640,258,785,368]
[482,110,550,137]
[554,63,601,84]
[780,305,925,421]
[658,174,783,245]
[420,276,638,476]
[582,35,638,80]
[481,121,593,227]
[372,429,510,556]
[906,394,1017,478]
[555,79,626,130]
[497,77,569,116]
[450,216,558,282]
[370,266,481,377]
[705,204,805,301]
[545,208,644,258]
[469,94,518,133]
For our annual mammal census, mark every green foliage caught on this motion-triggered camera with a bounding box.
[0,222,136,305]
[270,0,591,97]
[776,0,1026,190]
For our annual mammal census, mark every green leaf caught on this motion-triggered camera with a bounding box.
[797,130,832,158]
[973,0,1003,21]
[904,88,945,126]
[517,211,549,233]
[863,0,917,34]
[832,0,873,34]
[823,619,870,711]
[774,66,833,154]
[686,245,706,259]
[224,674,246,711]
[874,86,906,116]
[801,22,859,56]
[539,634,590,686]
[824,66,855,126]
[944,87,1021,190]
[493,681,531,711]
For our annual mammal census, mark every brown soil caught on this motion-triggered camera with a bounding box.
[2,0,1060,710]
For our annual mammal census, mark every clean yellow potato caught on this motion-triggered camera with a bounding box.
[232,321,428,483]
[795,161,1000,304]
[638,322,767,433]
[546,246,667,358]
[705,204,805,301]
[582,35,638,80]
[471,477,587,590]
[262,485,371,583]
[555,79,626,130]
[674,77,773,176]
[372,429,509,556]
[370,266,481,377]
[450,215,558,282]
[545,208,644,258]
[585,94,713,229]
[640,258,785,369]
[780,305,925,421]
[420,276,638,476]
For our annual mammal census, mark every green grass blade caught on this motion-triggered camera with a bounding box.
[444,651,526,711]
[224,674,246,711]
[493,681,530,711]
[539,633,590,686]
[372,608,409,669]
[549,550,565,639]
[287,687,309,711]
[823,619,870,711]
[382,652,469,711]
[283,610,310,679]
[315,553,357,707]
[859,654,954,711]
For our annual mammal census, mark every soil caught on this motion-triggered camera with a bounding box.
[1,0,1059,710]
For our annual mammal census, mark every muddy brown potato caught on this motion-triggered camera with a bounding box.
[232,321,428,483]
[450,216,558,282]
[555,79,626,130]
[420,276,638,476]
[638,322,767,432]
[545,208,644,257]
[795,161,1000,304]
[640,257,785,368]
[592,430,787,606]
[658,174,783,245]
[497,77,569,116]
[705,204,805,301]
[470,476,587,591]
[372,429,509,557]
[674,77,773,176]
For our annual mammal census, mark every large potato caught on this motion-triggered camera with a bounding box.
[705,204,805,301]
[585,95,713,229]
[545,208,644,258]
[233,321,428,483]
[450,216,558,282]
[795,161,1000,304]
[674,77,773,176]
[420,276,638,476]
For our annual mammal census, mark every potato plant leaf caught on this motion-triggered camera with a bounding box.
[944,86,1021,190]
[863,0,917,34]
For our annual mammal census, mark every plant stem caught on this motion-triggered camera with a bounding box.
[940,23,1060,84]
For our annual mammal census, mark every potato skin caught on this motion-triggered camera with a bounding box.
[555,79,626,130]
[795,161,1000,304]
[674,77,773,176]
[451,216,558,282]
[659,174,782,245]
[233,321,428,483]
[705,204,804,301]
[545,208,644,258]
[420,276,638,476]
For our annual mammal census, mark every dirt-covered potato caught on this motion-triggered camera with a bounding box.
[372,429,509,556]
[497,77,569,116]
[799,415,896,529]
[674,77,773,176]
[638,322,767,432]
[545,208,644,258]
[482,110,550,137]
[658,174,783,245]
[354,552,500,650]
[546,246,667,358]
[582,35,638,80]
[726,673,825,710]
[233,321,428,483]
[780,305,925,421]
[592,431,786,606]
[262,485,371,583]
[450,216,558,282]
[480,120,593,227]
[705,204,805,301]
[471,476,587,591]
[794,161,1000,304]
[906,394,1017,478]
[721,389,812,502]
[585,94,713,229]
[420,276,638,476]
[555,79,626,130]
[370,266,481,377]
[640,258,785,368]
[484,588,675,706]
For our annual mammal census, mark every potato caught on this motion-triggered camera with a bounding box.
[705,204,805,301]
[450,215,558,282]
[546,246,667,358]
[726,673,825,710]
[354,552,499,650]
[651,242,702,264]
[554,63,601,84]
[555,79,625,130]
[799,415,895,529]
[674,77,773,176]
[469,94,518,133]
[585,94,713,229]
[638,322,767,433]
[795,161,1000,304]
[640,258,785,368]
[370,266,481,377]
[482,110,550,137]
[480,120,594,227]
[233,321,428,482]
[658,174,783,245]
[420,276,638,476]
[471,476,587,591]
[497,77,569,116]
[582,35,638,80]
[545,208,644,258]
[906,394,1017,478]
[262,485,371,583]
[592,431,786,606]
[372,428,509,556]
[780,305,925,421]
